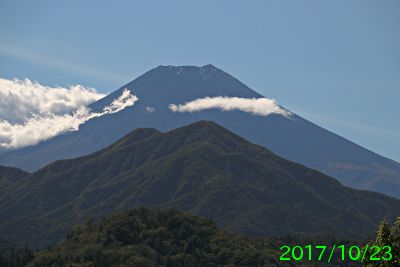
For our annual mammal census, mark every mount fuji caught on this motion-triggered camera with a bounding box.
[1,64,399,199]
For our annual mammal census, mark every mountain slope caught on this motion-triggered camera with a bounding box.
[1,121,399,249]
[0,165,28,191]
[0,65,399,199]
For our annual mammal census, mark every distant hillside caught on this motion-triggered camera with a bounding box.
[0,121,399,249]
[28,206,365,267]
[1,65,399,199]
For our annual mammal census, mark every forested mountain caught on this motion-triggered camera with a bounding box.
[0,65,399,199]
[0,121,399,249]
[26,206,366,267]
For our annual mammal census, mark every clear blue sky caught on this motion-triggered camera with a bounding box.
[1,0,399,162]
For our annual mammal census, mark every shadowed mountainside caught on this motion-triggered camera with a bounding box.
[0,165,29,191]
[0,121,399,249]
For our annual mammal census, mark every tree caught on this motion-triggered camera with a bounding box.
[361,217,400,266]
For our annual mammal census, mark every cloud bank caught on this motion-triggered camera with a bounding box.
[0,78,106,123]
[169,96,290,117]
[0,78,137,149]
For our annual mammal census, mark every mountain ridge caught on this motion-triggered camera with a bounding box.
[1,121,399,249]
[0,65,399,200]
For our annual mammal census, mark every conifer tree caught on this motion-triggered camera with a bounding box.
[362,217,400,266]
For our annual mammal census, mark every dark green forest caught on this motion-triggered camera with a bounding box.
[1,121,400,267]
[1,121,399,249]
[0,166,28,191]
[1,206,371,267]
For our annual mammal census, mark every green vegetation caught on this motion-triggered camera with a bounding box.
[26,206,365,266]
[6,205,400,266]
[0,166,28,191]
[0,242,34,267]
[361,217,400,266]
[1,121,399,250]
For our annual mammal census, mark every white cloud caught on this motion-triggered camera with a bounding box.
[0,78,138,149]
[0,107,92,149]
[146,107,155,113]
[103,88,138,114]
[0,78,106,123]
[169,96,291,117]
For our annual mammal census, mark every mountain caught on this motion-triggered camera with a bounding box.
[0,65,399,199]
[1,121,399,249]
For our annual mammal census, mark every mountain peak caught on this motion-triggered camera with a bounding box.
[2,64,400,202]
[156,64,217,68]
[126,64,263,102]
[201,64,218,69]
[154,64,222,77]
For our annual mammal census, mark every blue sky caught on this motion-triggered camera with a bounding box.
[1,0,399,162]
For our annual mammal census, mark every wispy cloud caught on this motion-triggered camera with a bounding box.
[169,96,290,117]
[102,88,137,114]
[0,78,138,149]
[146,107,155,113]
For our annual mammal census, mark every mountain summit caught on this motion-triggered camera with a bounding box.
[0,65,399,199]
